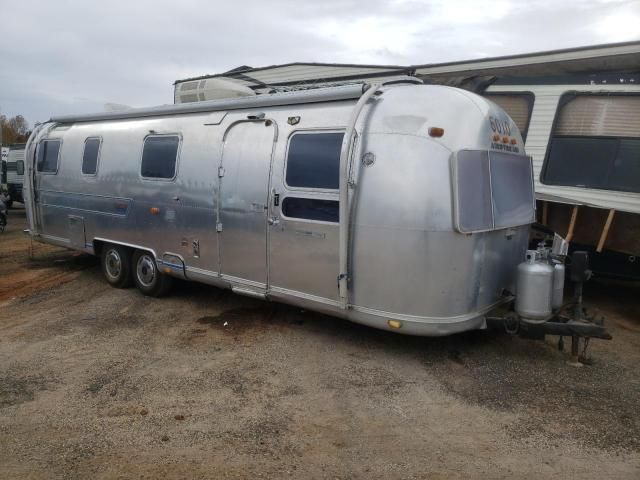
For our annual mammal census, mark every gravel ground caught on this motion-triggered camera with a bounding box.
[1,207,639,479]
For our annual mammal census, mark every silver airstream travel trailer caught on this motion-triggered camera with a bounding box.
[22,79,608,344]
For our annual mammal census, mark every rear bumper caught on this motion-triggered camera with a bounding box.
[345,299,512,336]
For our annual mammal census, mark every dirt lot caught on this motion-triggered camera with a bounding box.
[1,207,639,479]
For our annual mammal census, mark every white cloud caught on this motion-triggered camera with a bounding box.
[593,4,640,42]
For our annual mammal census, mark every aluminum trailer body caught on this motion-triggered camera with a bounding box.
[23,82,535,336]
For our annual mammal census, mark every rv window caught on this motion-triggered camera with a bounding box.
[286,132,344,189]
[483,93,534,141]
[82,138,101,175]
[489,151,535,228]
[281,197,339,223]
[37,140,61,173]
[542,93,640,193]
[141,135,180,179]
[453,150,534,232]
[454,150,493,232]
[544,136,640,193]
[16,160,24,176]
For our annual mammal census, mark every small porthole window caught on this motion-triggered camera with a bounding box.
[141,135,180,179]
[82,137,101,175]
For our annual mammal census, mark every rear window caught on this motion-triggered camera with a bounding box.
[141,135,180,179]
[37,140,61,173]
[453,150,534,233]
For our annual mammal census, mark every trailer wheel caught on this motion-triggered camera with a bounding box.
[132,250,172,297]
[101,244,133,288]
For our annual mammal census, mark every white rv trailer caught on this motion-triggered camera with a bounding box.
[5,144,26,205]
[23,80,542,336]
[1,146,8,185]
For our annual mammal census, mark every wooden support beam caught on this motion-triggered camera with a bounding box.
[596,209,616,253]
[565,205,579,243]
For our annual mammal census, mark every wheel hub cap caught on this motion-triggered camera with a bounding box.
[137,255,156,287]
[105,250,122,279]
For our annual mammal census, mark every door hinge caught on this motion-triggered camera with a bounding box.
[218,166,225,178]
[216,222,223,232]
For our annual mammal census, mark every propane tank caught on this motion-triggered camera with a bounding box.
[551,260,565,310]
[515,250,554,321]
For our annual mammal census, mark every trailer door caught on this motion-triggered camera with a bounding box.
[268,131,342,302]
[219,120,276,287]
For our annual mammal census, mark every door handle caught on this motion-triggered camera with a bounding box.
[268,216,280,226]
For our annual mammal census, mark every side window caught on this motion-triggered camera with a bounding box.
[141,135,180,179]
[82,137,101,175]
[16,160,24,176]
[286,132,344,189]
[281,197,339,223]
[37,140,62,173]
[541,94,640,193]
[483,93,534,141]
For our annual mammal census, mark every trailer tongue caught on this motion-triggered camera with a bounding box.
[486,241,611,366]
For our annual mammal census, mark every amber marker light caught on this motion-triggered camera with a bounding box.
[428,127,445,138]
[388,320,402,329]
[493,134,500,141]
[502,136,509,144]
[150,207,160,215]
[510,138,517,145]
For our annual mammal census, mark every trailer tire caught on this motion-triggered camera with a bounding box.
[132,250,172,297]
[101,244,133,288]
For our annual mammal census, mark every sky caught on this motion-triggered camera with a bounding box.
[0,0,638,126]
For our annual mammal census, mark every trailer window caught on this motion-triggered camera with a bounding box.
[453,150,534,233]
[489,151,535,229]
[141,135,180,179]
[81,137,101,175]
[16,160,24,176]
[483,93,534,141]
[37,140,61,173]
[286,132,344,190]
[281,197,339,223]
[542,94,640,193]
[454,150,493,232]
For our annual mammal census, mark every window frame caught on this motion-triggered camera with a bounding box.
[36,139,63,175]
[81,136,103,177]
[139,133,182,182]
[283,128,346,193]
[482,91,535,141]
[279,193,340,225]
[540,91,640,192]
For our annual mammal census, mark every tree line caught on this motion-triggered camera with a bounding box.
[1,113,31,145]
